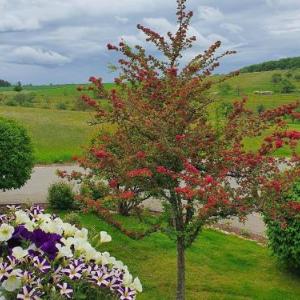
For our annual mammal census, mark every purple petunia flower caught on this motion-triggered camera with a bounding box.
[57,282,73,299]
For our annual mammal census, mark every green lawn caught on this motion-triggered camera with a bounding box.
[71,213,300,300]
[0,106,95,163]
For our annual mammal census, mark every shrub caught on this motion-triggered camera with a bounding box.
[0,117,34,191]
[14,81,23,92]
[294,74,300,81]
[48,181,75,210]
[279,79,296,93]
[271,73,282,84]
[265,180,300,271]
[56,102,67,110]
[6,92,36,107]
[257,104,266,114]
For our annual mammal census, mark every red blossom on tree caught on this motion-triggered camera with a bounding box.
[70,1,300,299]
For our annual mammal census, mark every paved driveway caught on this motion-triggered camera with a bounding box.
[0,165,266,236]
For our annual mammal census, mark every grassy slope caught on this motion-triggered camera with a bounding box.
[0,70,299,164]
[0,106,95,163]
[75,213,300,300]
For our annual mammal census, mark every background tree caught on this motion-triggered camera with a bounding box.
[0,79,11,87]
[279,79,295,94]
[271,73,282,84]
[0,117,34,191]
[14,81,23,92]
[70,1,300,299]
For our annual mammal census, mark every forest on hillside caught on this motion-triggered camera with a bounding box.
[241,56,300,73]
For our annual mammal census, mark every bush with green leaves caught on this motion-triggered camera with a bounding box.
[6,92,36,107]
[0,117,34,191]
[279,79,296,94]
[48,181,75,210]
[271,73,282,84]
[265,180,300,271]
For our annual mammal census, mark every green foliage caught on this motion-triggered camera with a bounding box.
[80,180,109,200]
[217,83,232,95]
[0,117,34,190]
[63,212,82,227]
[286,72,293,79]
[68,212,300,300]
[241,56,300,73]
[6,92,36,107]
[295,74,300,81]
[256,104,266,114]
[279,79,296,94]
[265,180,300,271]
[48,181,75,210]
[56,101,67,110]
[14,81,23,92]
[0,79,11,87]
[271,73,282,84]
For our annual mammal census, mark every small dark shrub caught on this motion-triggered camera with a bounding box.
[265,180,300,271]
[14,81,23,92]
[257,104,265,114]
[271,73,282,84]
[56,102,67,110]
[0,117,34,190]
[294,74,300,81]
[48,182,75,210]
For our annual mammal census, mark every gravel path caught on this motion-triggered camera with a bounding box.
[0,165,266,236]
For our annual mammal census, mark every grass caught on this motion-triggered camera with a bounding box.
[0,69,299,164]
[0,106,95,163]
[67,212,300,300]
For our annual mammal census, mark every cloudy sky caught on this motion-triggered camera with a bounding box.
[0,0,299,85]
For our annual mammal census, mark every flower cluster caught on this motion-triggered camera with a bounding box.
[0,206,142,300]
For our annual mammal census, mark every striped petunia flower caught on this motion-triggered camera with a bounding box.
[17,286,41,300]
[0,262,13,282]
[57,282,73,299]
[33,256,51,273]
[118,286,137,300]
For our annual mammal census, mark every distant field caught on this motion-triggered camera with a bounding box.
[0,106,96,164]
[0,70,299,164]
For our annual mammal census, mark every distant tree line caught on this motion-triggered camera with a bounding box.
[241,56,300,73]
[0,79,11,87]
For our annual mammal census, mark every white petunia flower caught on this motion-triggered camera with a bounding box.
[62,223,77,237]
[12,247,28,260]
[74,228,88,240]
[123,271,133,287]
[2,275,21,292]
[56,244,73,259]
[0,224,14,242]
[100,231,112,243]
[132,277,143,292]
[15,211,31,225]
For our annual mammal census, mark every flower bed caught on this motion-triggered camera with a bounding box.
[0,206,142,299]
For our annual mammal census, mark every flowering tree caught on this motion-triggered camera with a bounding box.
[68,1,300,299]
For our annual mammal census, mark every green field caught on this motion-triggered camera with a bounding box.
[0,106,94,163]
[0,69,299,164]
[67,212,300,300]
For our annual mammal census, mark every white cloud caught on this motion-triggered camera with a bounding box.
[198,6,223,22]
[0,15,40,32]
[7,46,71,66]
[221,23,243,34]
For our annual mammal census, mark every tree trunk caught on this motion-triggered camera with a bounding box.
[176,235,185,300]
